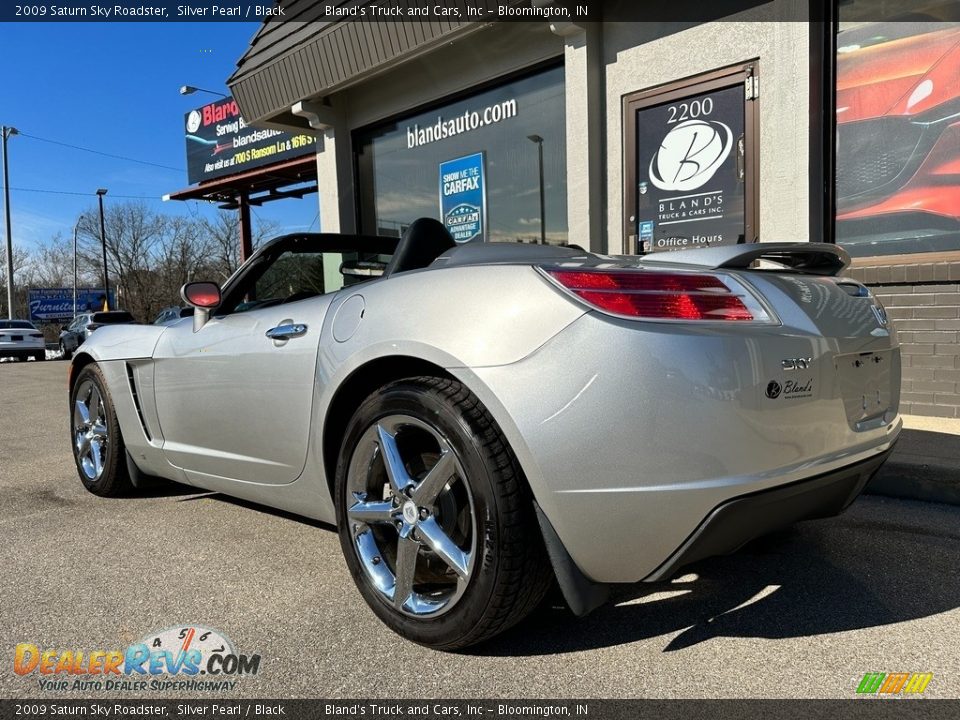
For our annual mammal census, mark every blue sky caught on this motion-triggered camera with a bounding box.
[0,22,320,251]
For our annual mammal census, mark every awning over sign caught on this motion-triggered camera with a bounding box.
[164,154,317,263]
[164,155,317,207]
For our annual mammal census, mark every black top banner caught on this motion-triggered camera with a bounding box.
[2,0,956,23]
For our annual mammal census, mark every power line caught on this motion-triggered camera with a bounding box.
[16,131,184,173]
[0,185,165,200]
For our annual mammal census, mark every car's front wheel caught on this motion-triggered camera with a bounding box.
[335,376,552,650]
[60,341,72,360]
[70,364,132,497]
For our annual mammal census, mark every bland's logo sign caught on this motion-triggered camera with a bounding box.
[184,96,316,185]
[633,82,747,253]
[649,119,733,192]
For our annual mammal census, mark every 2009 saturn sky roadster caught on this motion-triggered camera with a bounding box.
[68,218,901,649]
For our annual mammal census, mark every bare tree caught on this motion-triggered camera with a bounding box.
[198,210,277,282]
[61,202,281,322]
[0,245,34,318]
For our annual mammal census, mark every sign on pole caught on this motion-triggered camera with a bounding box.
[27,288,115,323]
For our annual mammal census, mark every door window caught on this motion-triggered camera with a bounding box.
[227,250,327,314]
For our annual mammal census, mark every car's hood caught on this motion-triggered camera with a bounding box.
[837,26,960,122]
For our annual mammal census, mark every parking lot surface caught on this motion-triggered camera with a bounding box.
[2,360,960,699]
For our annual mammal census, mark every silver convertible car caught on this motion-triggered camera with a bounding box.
[67,218,901,649]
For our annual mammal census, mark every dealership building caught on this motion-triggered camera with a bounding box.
[170,0,960,417]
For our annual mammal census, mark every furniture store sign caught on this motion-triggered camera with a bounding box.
[634,84,745,252]
[439,152,486,243]
[28,288,114,323]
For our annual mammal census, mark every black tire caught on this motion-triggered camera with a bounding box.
[33,351,45,361]
[69,364,133,497]
[335,376,553,650]
[60,342,72,360]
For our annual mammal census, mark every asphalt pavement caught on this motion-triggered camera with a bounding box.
[2,360,960,699]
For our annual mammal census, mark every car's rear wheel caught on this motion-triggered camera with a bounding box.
[335,376,552,650]
[33,351,45,361]
[70,364,132,497]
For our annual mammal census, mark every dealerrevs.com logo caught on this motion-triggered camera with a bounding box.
[14,625,261,692]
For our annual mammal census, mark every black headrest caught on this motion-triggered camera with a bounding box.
[383,218,456,277]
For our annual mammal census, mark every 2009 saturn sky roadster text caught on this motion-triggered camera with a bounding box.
[67,218,900,649]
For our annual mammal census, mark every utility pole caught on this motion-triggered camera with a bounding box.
[2,125,18,319]
[96,189,109,311]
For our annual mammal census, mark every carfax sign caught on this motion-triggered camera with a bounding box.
[27,288,115,323]
[439,152,486,243]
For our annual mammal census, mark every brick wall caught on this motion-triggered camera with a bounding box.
[847,261,960,418]
[872,284,960,418]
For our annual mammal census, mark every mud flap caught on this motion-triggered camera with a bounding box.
[534,501,610,617]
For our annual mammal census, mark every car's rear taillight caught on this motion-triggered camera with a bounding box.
[30,333,43,339]
[541,267,772,323]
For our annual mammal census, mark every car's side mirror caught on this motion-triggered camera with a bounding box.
[180,281,220,332]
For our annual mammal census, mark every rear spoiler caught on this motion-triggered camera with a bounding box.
[638,242,850,277]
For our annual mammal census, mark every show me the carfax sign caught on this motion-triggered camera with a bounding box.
[439,152,487,243]
[184,96,316,184]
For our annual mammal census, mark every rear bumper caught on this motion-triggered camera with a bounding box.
[644,445,894,581]
[0,345,44,359]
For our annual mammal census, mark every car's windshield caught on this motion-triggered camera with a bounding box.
[0,320,36,330]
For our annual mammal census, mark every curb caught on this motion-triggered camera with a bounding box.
[865,427,960,506]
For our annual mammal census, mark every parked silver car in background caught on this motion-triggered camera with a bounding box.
[0,320,45,361]
[65,219,901,649]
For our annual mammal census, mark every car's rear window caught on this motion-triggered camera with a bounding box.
[92,312,135,324]
[0,320,36,329]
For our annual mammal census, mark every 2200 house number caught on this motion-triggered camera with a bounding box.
[666,97,715,124]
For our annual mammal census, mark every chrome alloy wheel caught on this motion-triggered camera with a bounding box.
[73,379,108,481]
[346,414,477,617]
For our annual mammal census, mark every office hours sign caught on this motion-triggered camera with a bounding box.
[633,83,746,252]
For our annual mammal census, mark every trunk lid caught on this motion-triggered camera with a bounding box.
[638,243,900,431]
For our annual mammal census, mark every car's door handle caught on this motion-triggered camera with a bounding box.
[265,323,308,340]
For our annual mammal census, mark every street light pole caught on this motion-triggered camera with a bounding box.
[96,189,109,311]
[527,134,546,245]
[179,85,228,99]
[2,125,19,319]
[72,214,84,318]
